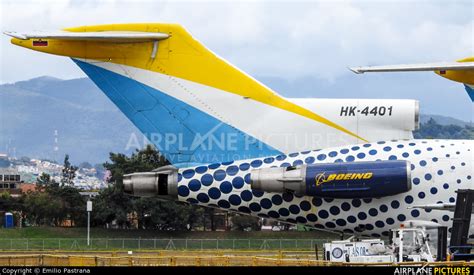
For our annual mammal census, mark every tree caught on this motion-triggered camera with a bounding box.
[0,191,23,213]
[92,144,207,230]
[414,118,474,139]
[23,170,86,226]
[45,184,86,226]
[61,154,78,186]
[23,191,62,226]
[92,182,133,228]
[92,145,166,228]
[36,172,53,186]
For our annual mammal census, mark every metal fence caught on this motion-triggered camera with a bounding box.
[1,254,473,267]
[0,238,331,251]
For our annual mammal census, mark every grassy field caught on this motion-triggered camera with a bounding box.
[0,227,339,251]
[0,226,338,239]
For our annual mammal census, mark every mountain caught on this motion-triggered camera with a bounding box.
[0,76,143,165]
[0,76,471,165]
[419,114,472,127]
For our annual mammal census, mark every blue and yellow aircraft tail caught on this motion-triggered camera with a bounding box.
[5,23,367,167]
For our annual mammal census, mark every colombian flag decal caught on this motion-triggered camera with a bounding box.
[32,40,48,47]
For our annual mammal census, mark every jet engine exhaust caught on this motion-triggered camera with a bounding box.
[123,166,178,198]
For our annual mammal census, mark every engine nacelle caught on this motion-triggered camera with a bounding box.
[251,160,411,198]
[123,166,178,198]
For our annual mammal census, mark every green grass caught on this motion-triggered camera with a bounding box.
[0,227,338,251]
[0,227,338,239]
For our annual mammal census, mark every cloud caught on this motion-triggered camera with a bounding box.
[1,0,472,83]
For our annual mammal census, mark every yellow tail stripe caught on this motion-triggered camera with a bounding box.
[20,23,368,142]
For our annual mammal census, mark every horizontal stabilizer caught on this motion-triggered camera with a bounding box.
[3,31,169,42]
[349,62,474,74]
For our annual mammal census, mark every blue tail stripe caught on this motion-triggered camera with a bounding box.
[72,59,281,166]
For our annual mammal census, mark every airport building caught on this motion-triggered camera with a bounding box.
[0,168,22,197]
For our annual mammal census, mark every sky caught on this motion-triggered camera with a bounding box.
[0,0,473,120]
